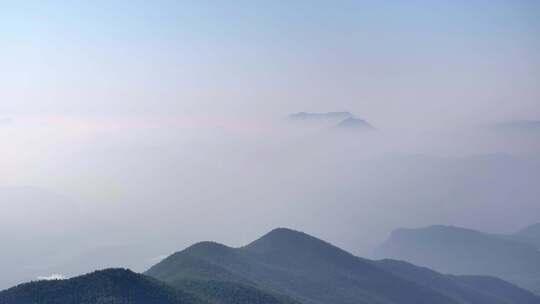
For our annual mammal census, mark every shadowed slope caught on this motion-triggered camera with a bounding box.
[148,228,461,304]
[149,228,540,303]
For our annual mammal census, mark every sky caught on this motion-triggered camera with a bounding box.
[1,0,540,124]
[1,0,540,290]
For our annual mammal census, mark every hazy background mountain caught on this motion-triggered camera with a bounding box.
[287,111,375,132]
[374,225,540,294]
[513,223,540,249]
[334,117,374,130]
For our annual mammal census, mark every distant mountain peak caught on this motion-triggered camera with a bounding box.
[375,224,540,295]
[287,112,353,121]
[334,117,374,130]
[286,112,376,131]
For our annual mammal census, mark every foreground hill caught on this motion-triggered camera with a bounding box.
[0,268,300,304]
[147,228,456,304]
[374,225,540,295]
[147,228,540,304]
[0,268,203,304]
[4,228,538,304]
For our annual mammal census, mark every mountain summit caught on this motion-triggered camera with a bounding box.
[334,117,374,130]
[147,228,540,304]
[245,227,337,252]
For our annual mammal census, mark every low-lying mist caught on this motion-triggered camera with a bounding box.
[1,115,539,289]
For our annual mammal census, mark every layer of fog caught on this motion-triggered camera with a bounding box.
[1,115,539,289]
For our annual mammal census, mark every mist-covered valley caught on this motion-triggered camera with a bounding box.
[1,113,539,290]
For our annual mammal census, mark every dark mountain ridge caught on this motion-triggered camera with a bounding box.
[148,228,540,304]
[3,227,539,304]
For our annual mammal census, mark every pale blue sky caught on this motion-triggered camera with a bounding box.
[1,0,539,126]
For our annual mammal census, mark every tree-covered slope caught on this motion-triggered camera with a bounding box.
[145,241,301,304]
[0,266,301,304]
[147,228,462,304]
[172,279,300,304]
[148,228,540,304]
[0,268,204,304]
[4,228,539,304]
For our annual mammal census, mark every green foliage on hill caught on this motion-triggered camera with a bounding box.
[172,279,300,304]
[148,228,540,304]
[0,261,300,304]
[147,228,461,304]
[0,268,204,304]
[4,227,540,304]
